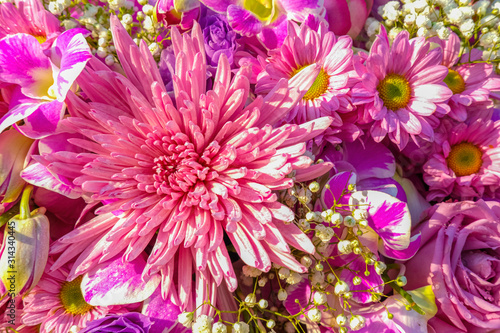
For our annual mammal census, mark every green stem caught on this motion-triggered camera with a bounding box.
[19,185,33,220]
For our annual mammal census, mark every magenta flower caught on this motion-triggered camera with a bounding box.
[423,117,500,201]
[352,28,453,150]
[21,260,129,333]
[323,0,373,38]
[0,30,91,138]
[433,32,500,122]
[0,0,61,47]
[255,21,359,144]
[43,17,332,311]
[200,0,324,49]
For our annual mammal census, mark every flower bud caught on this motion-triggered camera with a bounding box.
[331,212,343,225]
[178,312,194,328]
[278,289,288,301]
[313,291,327,305]
[300,256,312,267]
[307,308,322,322]
[308,181,320,192]
[350,315,366,331]
[353,276,362,285]
[336,314,348,326]
[244,293,256,307]
[233,322,249,333]
[344,215,356,227]
[266,319,276,329]
[0,204,49,296]
[396,275,407,287]
[212,322,227,333]
[337,240,353,254]
[258,299,268,309]
[334,280,350,295]
[375,261,387,275]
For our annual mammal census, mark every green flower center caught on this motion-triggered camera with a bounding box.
[59,276,93,315]
[447,142,483,177]
[377,74,412,111]
[291,66,330,101]
[443,69,466,94]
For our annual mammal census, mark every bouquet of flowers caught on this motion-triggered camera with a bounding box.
[0,0,500,331]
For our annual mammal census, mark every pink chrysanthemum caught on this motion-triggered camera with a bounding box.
[434,32,500,122]
[44,18,332,311]
[255,20,359,144]
[423,118,500,201]
[21,260,126,333]
[352,28,453,150]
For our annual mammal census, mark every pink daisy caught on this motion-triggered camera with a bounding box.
[434,32,500,122]
[21,260,127,333]
[255,20,359,144]
[423,117,500,201]
[43,17,333,311]
[352,27,453,150]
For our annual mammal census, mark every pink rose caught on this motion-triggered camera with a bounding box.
[405,200,500,332]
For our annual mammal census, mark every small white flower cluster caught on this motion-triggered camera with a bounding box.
[179,313,249,333]
[48,0,71,15]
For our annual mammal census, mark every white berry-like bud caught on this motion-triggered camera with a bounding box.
[258,299,268,309]
[278,267,290,280]
[278,289,288,301]
[396,275,408,286]
[105,55,115,66]
[142,3,154,15]
[266,319,276,329]
[307,308,322,322]
[353,276,362,285]
[306,211,317,221]
[244,293,256,307]
[212,322,227,333]
[313,291,327,305]
[192,315,213,333]
[350,315,366,331]
[375,261,387,275]
[331,212,343,225]
[178,312,194,328]
[337,240,353,254]
[336,314,348,326]
[344,216,356,227]
[258,276,268,287]
[300,256,312,267]
[308,181,320,192]
[96,47,108,58]
[326,273,335,284]
[233,322,250,333]
[122,13,133,25]
[334,280,350,295]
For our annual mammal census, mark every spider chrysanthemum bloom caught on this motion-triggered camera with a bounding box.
[21,261,126,333]
[352,28,453,150]
[423,118,500,201]
[44,17,333,310]
[255,20,358,144]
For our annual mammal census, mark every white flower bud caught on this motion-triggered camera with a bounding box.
[375,261,387,275]
[212,322,227,333]
[48,1,63,14]
[258,276,268,287]
[300,256,312,267]
[192,315,213,333]
[178,312,194,328]
[258,299,268,309]
[278,289,288,301]
[308,181,320,192]
[307,308,322,322]
[266,319,276,329]
[334,280,350,295]
[336,314,348,326]
[353,276,362,285]
[142,4,154,15]
[396,275,408,286]
[313,291,327,305]
[233,322,249,333]
[417,27,429,37]
[97,47,108,58]
[278,267,290,280]
[459,18,475,38]
[331,212,343,225]
[404,13,416,26]
[105,55,115,66]
[244,293,256,307]
[343,216,356,227]
[298,219,310,230]
[350,315,366,331]
[337,240,353,254]
[286,271,303,285]
[122,13,133,25]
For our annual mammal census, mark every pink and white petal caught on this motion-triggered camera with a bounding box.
[0,102,42,134]
[0,33,51,99]
[51,30,92,101]
[81,253,161,306]
[21,162,81,199]
[379,232,421,260]
[349,190,412,251]
[15,100,63,138]
[227,5,262,36]
[406,99,436,116]
[412,84,452,103]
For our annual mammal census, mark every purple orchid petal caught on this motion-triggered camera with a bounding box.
[0,34,52,99]
[199,0,234,12]
[349,190,412,251]
[227,5,263,36]
[357,177,407,202]
[142,287,187,333]
[51,30,92,101]
[321,171,356,208]
[279,0,324,17]
[21,162,81,199]
[15,99,63,138]
[258,15,288,50]
[81,253,161,306]
[344,139,396,181]
[283,279,312,317]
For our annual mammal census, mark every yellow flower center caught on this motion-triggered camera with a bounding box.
[291,66,330,101]
[447,142,483,177]
[243,0,279,23]
[377,74,412,111]
[59,276,93,315]
[34,35,47,44]
[443,69,466,94]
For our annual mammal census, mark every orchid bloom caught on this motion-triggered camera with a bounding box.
[0,29,91,138]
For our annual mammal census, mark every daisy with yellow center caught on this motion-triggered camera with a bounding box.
[255,20,359,144]
[352,28,453,150]
[21,261,127,333]
[423,119,500,201]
